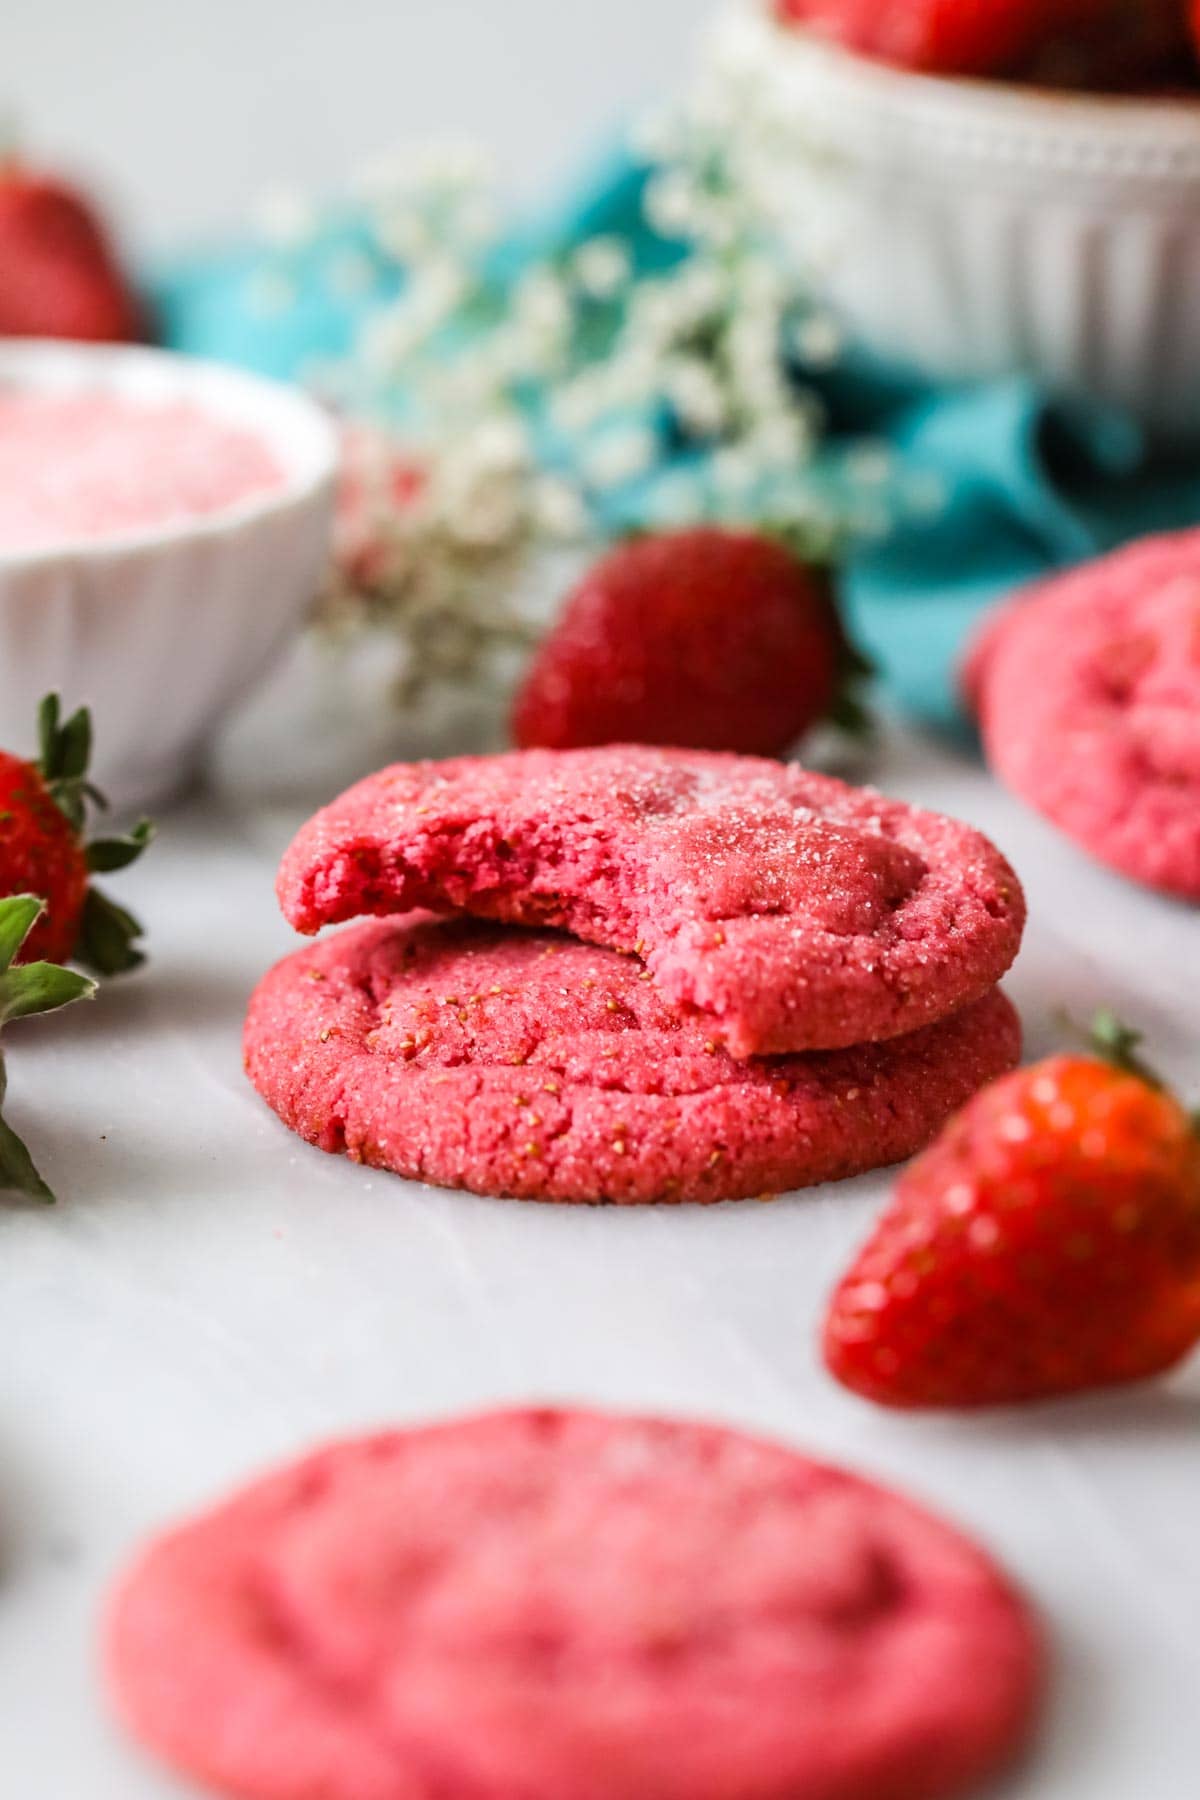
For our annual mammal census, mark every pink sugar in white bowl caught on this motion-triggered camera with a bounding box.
[0,390,287,554]
[0,342,339,812]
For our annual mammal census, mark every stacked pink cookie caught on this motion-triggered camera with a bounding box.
[247,747,1026,1203]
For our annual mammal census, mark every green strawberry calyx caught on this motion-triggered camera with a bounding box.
[1088,1009,1167,1092]
[36,693,155,975]
[1086,1009,1200,1137]
[753,527,877,744]
[0,894,95,1202]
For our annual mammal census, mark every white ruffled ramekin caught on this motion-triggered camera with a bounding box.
[712,6,1200,438]
[0,342,339,812]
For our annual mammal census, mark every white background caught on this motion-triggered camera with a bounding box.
[2,2,1200,1796]
[6,0,711,254]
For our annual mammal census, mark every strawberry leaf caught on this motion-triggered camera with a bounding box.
[826,626,877,744]
[0,960,95,1025]
[86,818,155,874]
[0,894,45,969]
[0,1063,53,1204]
[38,692,92,782]
[0,895,96,1204]
[31,695,154,974]
[35,693,109,833]
[76,887,146,976]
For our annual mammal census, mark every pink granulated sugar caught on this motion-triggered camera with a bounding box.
[244,915,1020,1203]
[106,1407,1042,1800]
[277,746,1026,1059]
[966,528,1200,900]
[0,389,285,551]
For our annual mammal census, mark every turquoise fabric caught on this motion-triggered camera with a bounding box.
[834,376,1200,732]
[151,149,1200,731]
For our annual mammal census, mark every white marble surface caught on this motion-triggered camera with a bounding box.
[0,713,1197,1796]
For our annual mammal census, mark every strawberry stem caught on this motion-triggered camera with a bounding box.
[0,895,95,1202]
[37,692,100,831]
[1087,1008,1167,1091]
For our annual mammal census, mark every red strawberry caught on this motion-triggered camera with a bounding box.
[773,0,1085,76]
[512,528,868,758]
[1028,1,1191,91]
[0,163,143,343]
[0,696,152,973]
[824,1014,1200,1408]
[774,0,1184,83]
[0,893,94,1202]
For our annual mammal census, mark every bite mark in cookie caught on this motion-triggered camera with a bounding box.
[277,747,1025,1058]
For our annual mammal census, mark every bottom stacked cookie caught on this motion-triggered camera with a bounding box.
[244,916,1020,1203]
[106,1408,1042,1800]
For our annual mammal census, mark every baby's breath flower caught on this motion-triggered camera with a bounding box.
[572,237,632,301]
[644,171,698,238]
[294,66,885,704]
[531,476,589,540]
[665,357,727,437]
[514,270,572,351]
[791,312,843,368]
[749,413,809,467]
[582,424,659,491]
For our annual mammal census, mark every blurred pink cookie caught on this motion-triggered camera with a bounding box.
[277,746,1025,1058]
[966,530,1200,900]
[107,1407,1042,1800]
[244,917,1019,1204]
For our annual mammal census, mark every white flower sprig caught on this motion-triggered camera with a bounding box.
[250,52,918,703]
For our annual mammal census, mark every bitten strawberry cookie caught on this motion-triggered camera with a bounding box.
[966,530,1200,901]
[277,747,1025,1058]
[107,1407,1042,1800]
[245,916,1019,1203]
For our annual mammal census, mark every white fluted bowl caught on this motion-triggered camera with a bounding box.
[714,7,1200,438]
[0,342,339,812]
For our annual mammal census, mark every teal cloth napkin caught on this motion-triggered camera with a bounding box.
[152,151,1200,732]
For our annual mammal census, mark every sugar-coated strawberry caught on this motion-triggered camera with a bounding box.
[0,162,143,343]
[824,1014,1200,1408]
[512,528,867,758]
[0,697,152,974]
[0,894,94,1201]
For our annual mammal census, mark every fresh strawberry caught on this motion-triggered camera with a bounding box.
[0,696,153,974]
[0,893,94,1201]
[512,528,868,758]
[773,0,1085,76]
[773,0,1184,83]
[1028,0,1192,91]
[0,162,143,343]
[824,1013,1200,1408]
